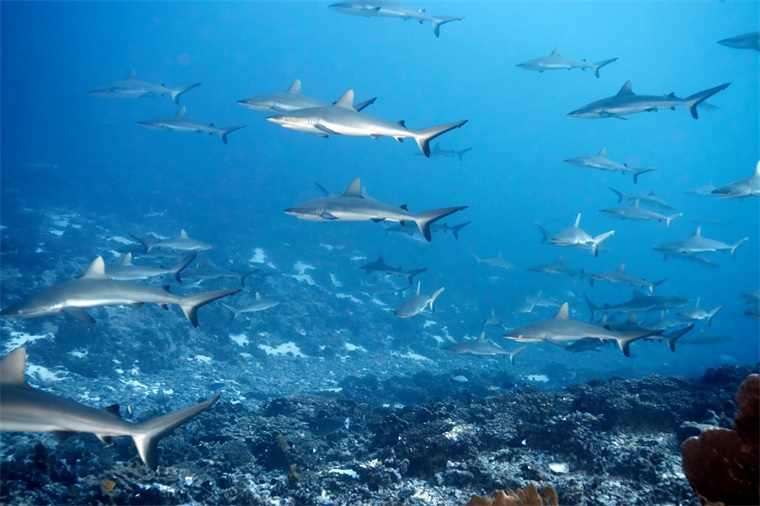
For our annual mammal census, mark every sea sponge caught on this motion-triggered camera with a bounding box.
[681,374,759,505]
[465,483,559,506]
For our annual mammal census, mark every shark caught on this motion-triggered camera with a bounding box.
[678,329,732,347]
[513,290,564,314]
[677,297,723,326]
[644,310,689,330]
[284,178,467,242]
[684,182,717,196]
[384,221,470,239]
[360,255,428,285]
[711,161,760,198]
[415,143,472,161]
[393,281,444,318]
[527,256,585,278]
[184,260,259,286]
[105,253,196,283]
[237,79,376,113]
[503,302,644,357]
[535,213,615,257]
[585,290,690,321]
[89,69,201,104]
[586,264,666,293]
[0,348,218,469]
[564,338,607,353]
[564,147,657,183]
[137,107,246,144]
[266,89,467,157]
[472,252,516,270]
[599,199,682,227]
[610,188,678,211]
[130,229,214,253]
[717,31,760,51]
[568,80,730,120]
[646,323,696,352]
[653,227,748,259]
[0,257,239,327]
[444,332,525,364]
[516,47,618,78]
[327,0,463,37]
[600,314,665,342]
[221,292,279,320]
[484,308,506,327]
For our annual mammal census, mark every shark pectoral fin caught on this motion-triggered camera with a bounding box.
[315,124,339,136]
[96,434,114,445]
[370,218,385,223]
[370,134,382,140]
[159,304,169,310]
[130,303,144,309]
[52,430,77,441]
[63,308,96,323]
[321,212,339,220]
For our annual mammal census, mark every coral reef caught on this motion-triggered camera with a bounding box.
[465,483,559,506]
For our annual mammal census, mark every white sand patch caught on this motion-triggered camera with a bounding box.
[294,261,315,275]
[109,236,136,245]
[49,229,64,237]
[319,243,334,251]
[391,351,433,363]
[350,255,367,261]
[230,333,249,347]
[329,469,359,479]
[345,342,367,352]
[195,355,213,364]
[259,342,309,357]
[371,298,387,307]
[249,247,267,264]
[4,330,54,351]
[330,274,343,287]
[527,374,549,383]
[290,274,316,285]
[70,224,82,230]
[121,379,149,391]
[27,364,68,382]
[336,293,361,303]
[69,350,88,359]
[423,320,437,328]
[52,220,69,227]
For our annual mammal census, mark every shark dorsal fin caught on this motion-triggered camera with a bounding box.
[256,292,261,300]
[692,227,702,237]
[555,256,564,264]
[127,68,137,79]
[334,90,355,109]
[754,161,760,176]
[287,79,302,94]
[632,199,640,208]
[574,213,581,227]
[648,189,656,196]
[695,296,700,307]
[416,281,421,295]
[120,253,134,266]
[617,80,635,96]
[554,302,570,320]
[477,331,485,342]
[550,47,560,56]
[377,254,384,262]
[597,147,607,156]
[180,229,189,238]
[81,257,108,280]
[342,178,363,198]
[617,264,625,273]
[491,308,495,316]
[176,106,186,117]
[0,348,29,387]
[627,313,637,323]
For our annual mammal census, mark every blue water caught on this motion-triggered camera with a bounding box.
[1,1,758,379]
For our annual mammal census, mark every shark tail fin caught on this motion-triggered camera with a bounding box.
[706,305,723,326]
[219,125,246,144]
[591,230,615,257]
[592,57,618,78]
[665,213,683,228]
[413,120,468,157]
[456,147,473,161]
[508,346,526,366]
[650,278,668,293]
[534,221,552,244]
[413,206,468,242]
[405,268,428,286]
[179,289,240,327]
[170,82,202,105]
[451,221,471,239]
[584,294,599,321]
[132,396,219,469]
[431,16,463,37]
[221,303,240,321]
[730,237,748,258]
[170,253,197,283]
[353,97,377,112]
[240,268,259,287]
[685,83,730,119]
[632,167,657,184]
[666,323,695,352]
[610,187,624,203]
[129,233,155,253]
[428,287,445,311]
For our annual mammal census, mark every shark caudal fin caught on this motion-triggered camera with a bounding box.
[665,323,695,352]
[240,268,259,287]
[405,268,429,285]
[508,346,526,366]
[685,83,730,119]
[610,187,625,203]
[451,221,471,239]
[170,82,202,105]
[219,125,246,144]
[706,305,723,326]
[429,287,445,311]
[167,254,196,284]
[591,230,615,257]
[665,213,683,228]
[129,233,155,253]
[534,221,552,244]
[456,147,473,161]
[650,278,668,293]
[584,294,600,321]
[413,206,468,241]
[413,120,468,157]
[431,16,463,37]
[132,395,219,469]
[592,58,618,78]
[632,167,657,184]
[730,237,749,258]
[221,303,241,321]
[179,289,240,327]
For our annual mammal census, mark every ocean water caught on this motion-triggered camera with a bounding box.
[0,0,759,474]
